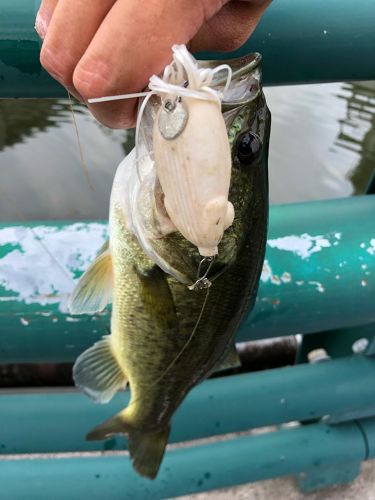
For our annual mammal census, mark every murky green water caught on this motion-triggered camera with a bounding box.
[0,81,374,221]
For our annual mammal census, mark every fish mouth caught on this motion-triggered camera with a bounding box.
[198,53,263,111]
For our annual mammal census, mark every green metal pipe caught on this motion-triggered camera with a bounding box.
[1,355,375,454]
[239,195,375,343]
[358,418,375,459]
[0,420,368,499]
[0,196,374,363]
[1,0,375,97]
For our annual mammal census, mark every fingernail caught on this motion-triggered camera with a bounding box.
[35,11,48,40]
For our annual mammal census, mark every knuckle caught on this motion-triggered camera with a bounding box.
[73,55,137,129]
[40,45,75,86]
[73,57,115,101]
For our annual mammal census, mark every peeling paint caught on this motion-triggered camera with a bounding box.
[267,233,331,259]
[367,239,375,256]
[260,260,288,286]
[271,275,281,285]
[65,316,80,322]
[0,223,107,312]
[260,260,272,283]
[280,272,292,283]
[308,281,325,293]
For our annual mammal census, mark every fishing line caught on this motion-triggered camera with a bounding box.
[0,183,111,335]
[114,284,212,418]
[67,92,95,191]
[114,254,217,417]
[148,286,211,387]
[0,184,73,284]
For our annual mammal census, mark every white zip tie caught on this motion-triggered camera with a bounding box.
[87,45,232,186]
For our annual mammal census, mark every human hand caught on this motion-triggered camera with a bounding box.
[36,0,271,128]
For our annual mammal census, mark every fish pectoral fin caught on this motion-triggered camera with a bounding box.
[87,413,170,480]
[73,335,127,404]
[213,344,241,374]
[68,248,113,314]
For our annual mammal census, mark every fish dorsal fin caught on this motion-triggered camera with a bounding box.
[68,247,113,314]
[213,344,241,374]
[73,336,127,404]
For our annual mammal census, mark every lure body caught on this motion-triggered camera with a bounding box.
[153,96,234,256]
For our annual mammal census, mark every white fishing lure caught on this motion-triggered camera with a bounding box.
[89,45,234,258]
[150,46,234,256]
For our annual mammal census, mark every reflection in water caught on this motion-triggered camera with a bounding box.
[0,83,374,221]
[0,99,72,150]
[335,82,375,194]
[264,82,375,203]
[0,99,134,220]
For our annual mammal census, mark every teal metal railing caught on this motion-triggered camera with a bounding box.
[1,196,374,363]
[1,418,374,499]
[1,0,375,97]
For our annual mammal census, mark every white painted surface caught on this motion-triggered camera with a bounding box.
[267,233,334,259]
[0,223,107,311]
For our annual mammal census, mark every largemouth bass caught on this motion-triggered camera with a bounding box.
[69,51,270,479]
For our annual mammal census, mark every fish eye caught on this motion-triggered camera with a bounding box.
[236,132,262,165]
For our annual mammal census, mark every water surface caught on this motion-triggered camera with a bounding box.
[0,81,374,221]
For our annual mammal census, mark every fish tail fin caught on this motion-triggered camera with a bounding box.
[128,426,170,479]
[87,413,170,479]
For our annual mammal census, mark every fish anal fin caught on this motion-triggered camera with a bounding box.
[73,335,127,404]
[213,344,241,374]
[68,248,113,314]
[87,412,170,480]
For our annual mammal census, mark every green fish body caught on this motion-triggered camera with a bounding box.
[69,52,270,479]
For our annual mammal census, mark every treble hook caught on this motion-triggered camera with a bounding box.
[188,256,215,292]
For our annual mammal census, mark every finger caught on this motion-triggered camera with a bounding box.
[40,0,116,96]
[35,0,59,40]
[190,0,272,52]
[37,0,84,100]
[73,0,226,128]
